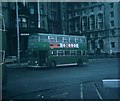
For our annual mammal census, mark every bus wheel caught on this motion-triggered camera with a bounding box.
[77,60,83,67]
[50,61,56,68]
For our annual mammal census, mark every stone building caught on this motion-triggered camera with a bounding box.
[62,2,120,55]
[1,2,61,58]
[1,2,120,58]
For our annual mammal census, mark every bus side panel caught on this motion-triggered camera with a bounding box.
[48,55,88,66]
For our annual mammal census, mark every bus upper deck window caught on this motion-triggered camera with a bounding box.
[63,37,69,43]
[70,37,75,43]
[76,38,82,43]
[82,38,86,43]
[40,35,48,42]
[48,36,56,43]
[57,37,63,43]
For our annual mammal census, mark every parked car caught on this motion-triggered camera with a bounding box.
[5,56,17,63]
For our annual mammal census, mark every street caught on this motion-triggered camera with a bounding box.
[2,58,120,100]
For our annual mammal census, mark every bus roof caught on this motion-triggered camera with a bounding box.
[30,33,86,38]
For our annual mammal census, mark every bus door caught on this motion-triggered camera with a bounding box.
[39,50,48,66]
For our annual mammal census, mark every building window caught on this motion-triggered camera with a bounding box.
[82,10,86,15]
[110,30,115,36]
[110,21,114,27]
[90,15,95,30]
[22,18,27,28]
[111,42,115,48]
[40,5,44,15]
[110,3,114,8]
[90,7,94,12]
[98,13,103,21]
[82,17,87,31]
[98,5,102,10]
[29,4,34,14]
[98,22,103,29]
[69,13,72,19]
[110,11,114,17]
[75,23,79,31]
[41,21,45,28]
[98,32,104,37]
[30,21,35,28]
[90,33,95,38]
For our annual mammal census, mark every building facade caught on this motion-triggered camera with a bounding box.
[2,2,62,58]
[1,2,120,59]
[63,2,120,55]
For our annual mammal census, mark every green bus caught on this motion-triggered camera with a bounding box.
[28,33,88,68]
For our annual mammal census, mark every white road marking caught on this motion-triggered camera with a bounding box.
[80,83,83,99]
[93,82,103,100]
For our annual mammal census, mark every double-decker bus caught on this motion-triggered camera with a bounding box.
[28,33,88,68]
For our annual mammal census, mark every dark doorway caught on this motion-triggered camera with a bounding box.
[39,50,48,66]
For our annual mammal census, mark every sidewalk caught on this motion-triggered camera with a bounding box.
[89,58,119,63]
[6,63,28,69]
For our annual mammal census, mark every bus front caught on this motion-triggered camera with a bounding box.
[28,34,50,67]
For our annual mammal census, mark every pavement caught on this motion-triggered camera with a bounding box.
[5,58,119,69]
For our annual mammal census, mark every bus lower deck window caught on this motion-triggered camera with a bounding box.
[51,51,57,56]
[70,51,76,56]
[65,50,70,56]
[77,51,81,55]
[58,51,64,56]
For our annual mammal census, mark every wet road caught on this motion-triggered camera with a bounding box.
[3,58,119,100]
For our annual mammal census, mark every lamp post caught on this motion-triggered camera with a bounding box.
[16,1,20,63]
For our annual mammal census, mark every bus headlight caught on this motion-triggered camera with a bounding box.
[35,61,38,63]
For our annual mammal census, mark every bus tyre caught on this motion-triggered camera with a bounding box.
[77,60,83,67]
[50,61,56,68]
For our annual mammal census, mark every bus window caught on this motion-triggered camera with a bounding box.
[48,36,56,43]
[40,35,48,42]
[70,37,75,43]
[51,50,57,56]
[70,50,76,56]
[63,37,69,43]
[65,50,70,56]
[30,36,38,42]
[77,50,81,55]
[76,37,82,43]
[58,50,64,56]
[82,38,86,43]
[57,36,63,43]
